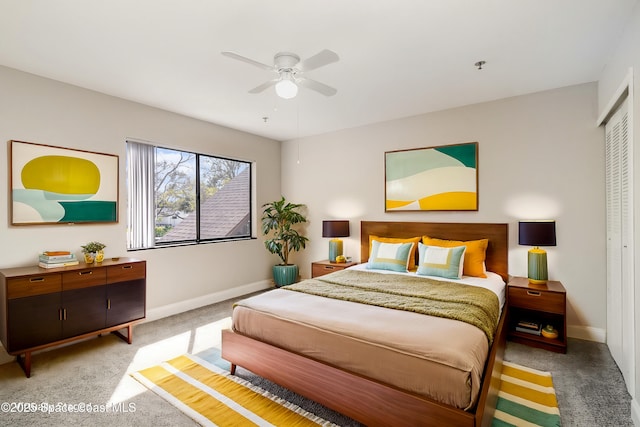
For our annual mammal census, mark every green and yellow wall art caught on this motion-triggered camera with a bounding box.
[385,142,478,211]
[11,140,119,224]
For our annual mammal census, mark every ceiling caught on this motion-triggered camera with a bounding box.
[0,0,636,141]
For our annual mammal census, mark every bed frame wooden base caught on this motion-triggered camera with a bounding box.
[222,308,506,427]
[222,221,509,426]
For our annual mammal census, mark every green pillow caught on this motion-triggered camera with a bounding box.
[367,240,414,272]
[417,243,466,279]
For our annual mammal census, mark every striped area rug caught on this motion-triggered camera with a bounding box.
[132,354,337,427]
[493,361,562,427]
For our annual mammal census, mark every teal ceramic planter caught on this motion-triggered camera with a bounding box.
[272,264,298,287]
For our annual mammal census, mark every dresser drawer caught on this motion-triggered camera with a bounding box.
[508,287,565,314]
[7,274,62,299]
[62,268,107,290]
[107,262,146,283]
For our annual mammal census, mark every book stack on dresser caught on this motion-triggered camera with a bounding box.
[38,251,79,268]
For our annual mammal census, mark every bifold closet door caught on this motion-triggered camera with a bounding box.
[605,97,634,393]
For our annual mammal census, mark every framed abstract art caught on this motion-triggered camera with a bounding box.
[385,142,478,211]
[10,140,119,225]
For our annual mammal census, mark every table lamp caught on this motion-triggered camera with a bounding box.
[322,220,350,262]
[518,220,556,284]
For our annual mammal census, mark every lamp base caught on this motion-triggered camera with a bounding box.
[528,247,548,284]
[328,239,343,262]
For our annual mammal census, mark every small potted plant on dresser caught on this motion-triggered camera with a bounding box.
[261,196,309,287]
[81,241,106,264]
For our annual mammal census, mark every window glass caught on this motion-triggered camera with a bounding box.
[155,147,197,243]
[199,155,251,240]
[127,141,252,249]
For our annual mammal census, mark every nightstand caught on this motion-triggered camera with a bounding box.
[507,276,567,353]
[311,260,358,278]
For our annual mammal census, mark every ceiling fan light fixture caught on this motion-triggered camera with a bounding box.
[222,50,338,98]
[275,72,298,99]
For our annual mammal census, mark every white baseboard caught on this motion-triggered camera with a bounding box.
[0,345,14,365]
[0,280,272,366]
[567,324,606,343]
[145,279,272,323]
[632,397,640,426]
[0,296,612,366]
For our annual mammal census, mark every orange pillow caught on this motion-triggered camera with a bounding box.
[369,236,421,271]
[422,236,488,278]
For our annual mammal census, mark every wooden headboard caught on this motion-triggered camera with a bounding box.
[360,221,509,282]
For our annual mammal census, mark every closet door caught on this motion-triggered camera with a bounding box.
[605,98,634,393]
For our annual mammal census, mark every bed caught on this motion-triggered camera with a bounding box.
[222,221,509,427]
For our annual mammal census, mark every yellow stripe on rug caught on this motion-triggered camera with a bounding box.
[492,361,561,427]
[132,355,337,427]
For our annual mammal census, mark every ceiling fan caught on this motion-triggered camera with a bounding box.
[221,49,339,99]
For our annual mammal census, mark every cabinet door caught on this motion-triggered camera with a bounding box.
[8,293,61,352]
[106,280,145,327]
[62,286,106,338]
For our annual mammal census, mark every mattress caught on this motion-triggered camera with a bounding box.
[231,268,505,410]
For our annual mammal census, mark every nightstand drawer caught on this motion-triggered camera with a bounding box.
[312,263,341,277]
[311,260,358,278]
[508,287,565,314]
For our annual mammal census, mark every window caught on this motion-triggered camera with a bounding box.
[126,141,252,249]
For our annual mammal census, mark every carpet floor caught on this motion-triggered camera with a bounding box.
[0,293,634,426]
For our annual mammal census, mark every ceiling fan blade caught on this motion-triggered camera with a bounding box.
[300,49,339,72]
[297,77,337,96]
[248,79,277,94]
[221,51,274,71]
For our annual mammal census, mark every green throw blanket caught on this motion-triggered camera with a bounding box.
[283,269,499,343]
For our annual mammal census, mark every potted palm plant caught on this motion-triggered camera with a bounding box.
[261,196,309,287]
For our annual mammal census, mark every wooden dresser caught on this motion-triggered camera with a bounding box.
[0,258,146,377]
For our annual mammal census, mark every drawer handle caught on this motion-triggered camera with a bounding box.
[323,266,336,270]
[122,265,133,270]
[79,271,93,276]
[527,290,541,296]
[29,277,45,283]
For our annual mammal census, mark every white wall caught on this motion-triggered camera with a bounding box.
[282,82,605,342]
[0,65,280,317]
[0,67,605,343]
[598,2,640,424]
